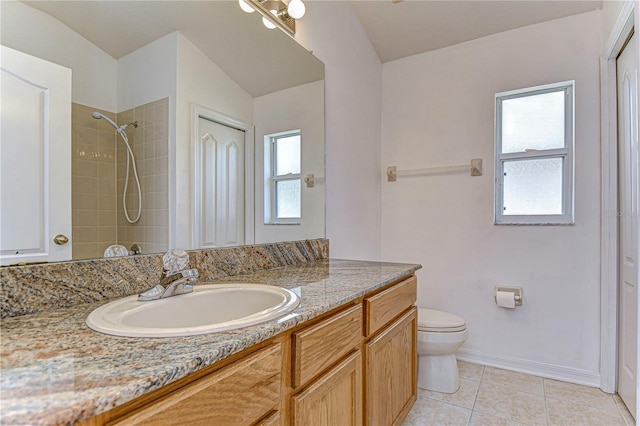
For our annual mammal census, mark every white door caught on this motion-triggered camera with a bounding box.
[0,46,72,265]
[617,31,639,420]
[195,117,245,248]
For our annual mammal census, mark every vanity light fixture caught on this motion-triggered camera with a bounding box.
[239,0,305,36]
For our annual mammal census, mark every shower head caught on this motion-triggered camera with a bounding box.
[121,121,138,130]
[92,112,137,132]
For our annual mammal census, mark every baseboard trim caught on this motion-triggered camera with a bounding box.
[456,348,602,389]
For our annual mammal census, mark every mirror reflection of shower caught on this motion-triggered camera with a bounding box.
[91,112,142,223]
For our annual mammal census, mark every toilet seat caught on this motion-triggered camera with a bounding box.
[418,308,466,333]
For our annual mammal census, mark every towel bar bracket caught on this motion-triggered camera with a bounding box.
[304,173,325,188]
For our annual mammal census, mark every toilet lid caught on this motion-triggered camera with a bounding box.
[418,308,466,332]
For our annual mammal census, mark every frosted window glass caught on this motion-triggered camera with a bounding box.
[275,135,300,175]
[503,158,563,215]
[501,91,565,153]
[276,179,301,218]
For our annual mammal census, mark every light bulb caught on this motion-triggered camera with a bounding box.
[287,0,305,19]
[262,17,276,29]
[238,0,255,13]
[262,10,277,29]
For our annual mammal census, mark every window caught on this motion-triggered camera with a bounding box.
[265,131,301,224]
[494,81,574,225]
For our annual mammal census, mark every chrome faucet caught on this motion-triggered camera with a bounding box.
[138,249,199,302]
[138,269,199,301]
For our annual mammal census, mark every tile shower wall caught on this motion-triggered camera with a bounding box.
[71,103,118,259]
[71,99,169,259]
[116,98,169,255]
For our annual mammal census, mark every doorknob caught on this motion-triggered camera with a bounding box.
[53,234,69,245]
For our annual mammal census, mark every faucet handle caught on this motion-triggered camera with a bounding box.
[162,249,189,275]
[162,270,199,298]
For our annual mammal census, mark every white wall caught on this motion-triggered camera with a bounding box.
[174,33,254,249]
[254,81,325,243]
[117,33,177,113]
[295,2,383,260]
[1,1,117,111]
[381,11,603,384]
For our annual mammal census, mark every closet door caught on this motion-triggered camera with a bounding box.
[617,32,639,420]
[195,116,245,248]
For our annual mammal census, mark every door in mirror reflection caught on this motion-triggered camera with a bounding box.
[0,46,72,266]
[195,117,245,248]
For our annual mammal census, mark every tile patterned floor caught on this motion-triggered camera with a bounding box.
[403,361,635,426]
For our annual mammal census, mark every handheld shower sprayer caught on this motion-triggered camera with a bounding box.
[91,111,117,128]
[92,111,137,132]
[92,111,142,224]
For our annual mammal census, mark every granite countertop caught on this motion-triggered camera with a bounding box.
[0,259,420,425]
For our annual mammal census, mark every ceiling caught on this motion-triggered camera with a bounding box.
[351,0,603,63]
[19,1,324,97]
[15,0,604,88]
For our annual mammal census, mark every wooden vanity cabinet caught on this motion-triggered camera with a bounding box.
[365,308,417,426]
[364,276,418,426]
[289,304,363,426]
[85,275,417,426]
[287,275,417,426]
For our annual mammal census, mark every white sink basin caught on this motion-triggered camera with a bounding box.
[86,284,300,337]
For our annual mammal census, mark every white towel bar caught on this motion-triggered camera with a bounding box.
[387,158,482,182]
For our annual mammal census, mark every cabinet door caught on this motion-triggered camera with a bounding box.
[365,308,417,426]
[291,351,362,426]
[113,344,281,426]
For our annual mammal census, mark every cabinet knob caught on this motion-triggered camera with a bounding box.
[53,234,69,245]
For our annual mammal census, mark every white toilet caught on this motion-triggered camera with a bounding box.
[417,308,468,393]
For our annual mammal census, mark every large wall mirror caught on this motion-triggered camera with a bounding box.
[0,1,325,265]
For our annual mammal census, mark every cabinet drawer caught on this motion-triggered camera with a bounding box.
[292,304,362,388]
[112,343,282,426]
[364,276,416,336]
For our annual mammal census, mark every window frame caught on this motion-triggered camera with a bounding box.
[494,81,575,225]
[265,130,301,225]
